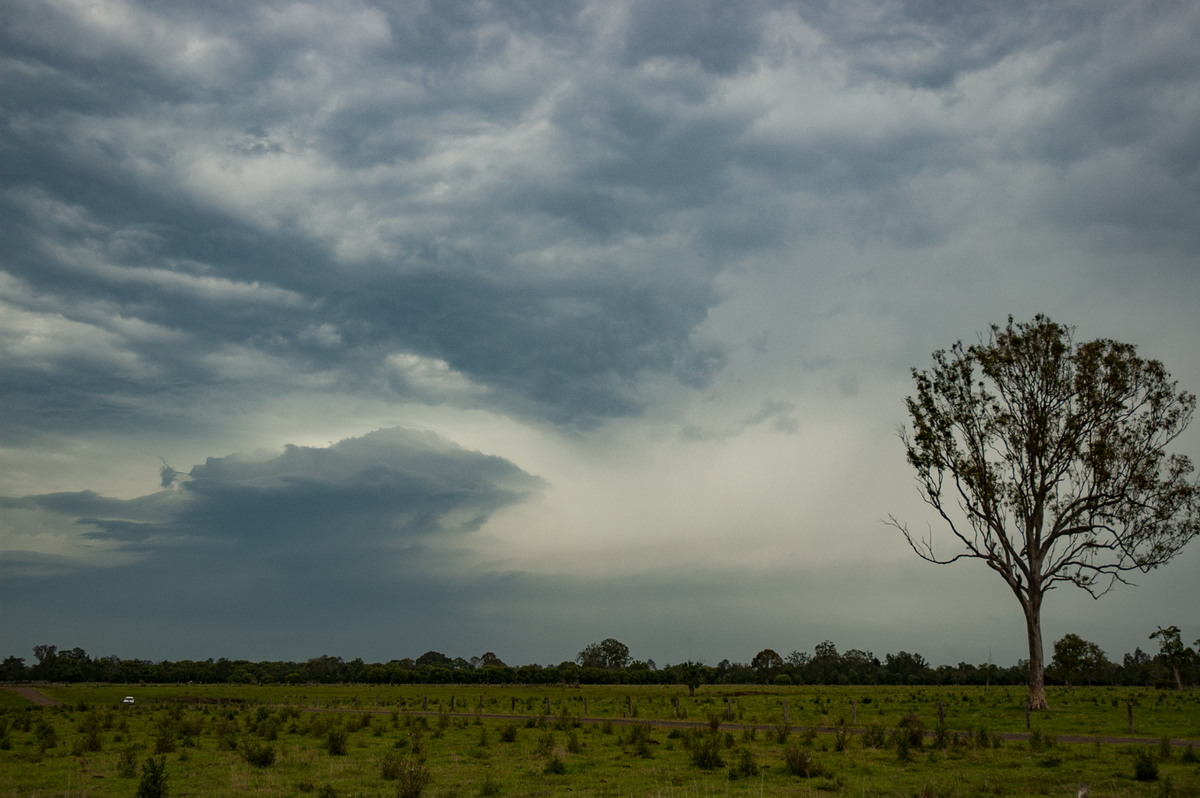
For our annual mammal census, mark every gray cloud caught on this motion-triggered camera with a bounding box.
[0,428,543,651]
[2,0,1197,665]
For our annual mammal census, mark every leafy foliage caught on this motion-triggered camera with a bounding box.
[892,315,1199,708]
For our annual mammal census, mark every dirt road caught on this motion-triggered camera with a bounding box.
[0,686,59,706]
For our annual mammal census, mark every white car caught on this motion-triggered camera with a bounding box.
[122,696,135,704]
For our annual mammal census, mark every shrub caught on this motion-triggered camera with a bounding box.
[478,773,502,796]
[381,749,405,780]
[543,754,566,775]
[34,722,58,752]
[626,724,653,759]
[498,724,518,743]
[533,731,556,757]
[326,727,348,756]
[1028,728,1056,753]
[118,745,140,778]
[691,733,724,770]
[394,758,431,798]
[896,713,925,749]
[861,724,887,749]
[136,756,168,798]
[729,746,759,779]
[1133,748,1159,782]
[782,744,823,778]
[240,741,276,768]
[773,719,791,744]
[153,723,176,754]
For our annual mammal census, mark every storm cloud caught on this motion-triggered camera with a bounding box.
[2,0,1197,666]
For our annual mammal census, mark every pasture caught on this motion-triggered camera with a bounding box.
[1,684,1198,796]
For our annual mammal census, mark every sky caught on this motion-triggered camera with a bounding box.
[2,0,1198,671]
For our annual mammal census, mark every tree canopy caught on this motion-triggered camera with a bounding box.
[890,315,1199,709]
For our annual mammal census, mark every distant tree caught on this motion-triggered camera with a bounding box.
[477,652,507,669]
[672,660,707,695]
[890,315,1200,709]
[1,656,27,681]
[32,645,57,679]
[884,651,930,685]
[842,649,880,683]
[415,651,453,668]
[1149,626,1193,690]
[806,641,842,683]
[576,638,631,670]
[306,655,346,682]
[750,649,784,682]
[1050,634,1110,687]
[53,647,92,682]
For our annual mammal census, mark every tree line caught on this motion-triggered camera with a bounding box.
[5,631,1195,689]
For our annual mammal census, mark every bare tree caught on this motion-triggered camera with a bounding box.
[889,315,1198,709]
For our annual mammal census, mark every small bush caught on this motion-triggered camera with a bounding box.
[153,724,176,754]
[1180,744,1197,764]
[394,758,431,798]
[543,754,566,775]
[782,744,823,778]
[381,749,405,780]
[533,731,555,757]
[1028,728,1056,753]
[627,724,654,759]
[316,786,337,798]
[1133,748,1159,782]
[729,746,759,779]
[34,722,58,752]
[478,773,502,796]
[499,724,518,743]
[118,745,140,778]
[897,713,925,749]
[240,740,276,768]
[691,733,724,770]
[136,756,168,798]
[326,727,348,756]
[861,724,887,749]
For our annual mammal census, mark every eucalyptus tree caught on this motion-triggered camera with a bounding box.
[890,315,1199,709]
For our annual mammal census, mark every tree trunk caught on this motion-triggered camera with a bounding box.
[1023,601,1049,710]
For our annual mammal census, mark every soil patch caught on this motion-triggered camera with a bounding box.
[1,686,59,706]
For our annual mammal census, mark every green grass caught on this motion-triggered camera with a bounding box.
[2,684,1198,796]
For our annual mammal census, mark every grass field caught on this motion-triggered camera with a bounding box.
[1,684,1197,797]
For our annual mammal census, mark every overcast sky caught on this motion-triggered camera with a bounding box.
[2,0,1198,670]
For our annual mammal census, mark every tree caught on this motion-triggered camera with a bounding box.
[415,651,452,668]
[576,638,631,670]
[1149,625,1194,690]
[884,651,930,685]
[890,315,1199,709]
[1050,634,1110,687]
[750,649,784,682]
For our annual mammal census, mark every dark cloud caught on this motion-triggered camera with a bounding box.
[623,0,769,74]
[2,0,1198,666]
[0,428,543,648]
